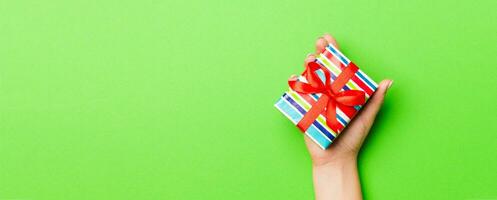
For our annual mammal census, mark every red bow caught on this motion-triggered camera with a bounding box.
[288,61,365,133]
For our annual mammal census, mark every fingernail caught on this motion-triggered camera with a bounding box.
[387,80,394,89]
[306,53,313,57]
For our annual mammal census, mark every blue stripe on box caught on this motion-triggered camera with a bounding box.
[316,68,337,81]
[314,69,351,91]
[356,72,377,90]
[337,115,347,126]
[326,44,377,91]
[275,97,331,149]
[308,94,353,126]
[283,94,336,141]
[327,46,349,65]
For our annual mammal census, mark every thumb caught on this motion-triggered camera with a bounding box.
[356,79,393,126]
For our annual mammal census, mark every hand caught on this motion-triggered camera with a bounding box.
[304,34,393,200]
[304,34,393,166]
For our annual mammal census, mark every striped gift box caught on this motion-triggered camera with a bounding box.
[275,43,378,149]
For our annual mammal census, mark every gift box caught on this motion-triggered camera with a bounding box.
[275,43,378,149]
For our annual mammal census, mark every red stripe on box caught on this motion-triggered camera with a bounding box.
[322,51,374,96]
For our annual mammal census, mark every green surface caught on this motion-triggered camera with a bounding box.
[1,0,496,199]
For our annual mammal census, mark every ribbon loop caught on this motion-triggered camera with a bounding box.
[288,61,365,133]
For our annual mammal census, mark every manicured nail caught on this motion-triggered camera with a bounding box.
[381,80,393,95]
[388,80,394,89]
[306,53,313,57]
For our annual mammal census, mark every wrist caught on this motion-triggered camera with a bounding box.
[311,153,357,168]
[311,155,362,200]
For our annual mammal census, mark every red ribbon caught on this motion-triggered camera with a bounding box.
[288,61,365,133]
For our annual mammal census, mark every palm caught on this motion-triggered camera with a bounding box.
[305,109,375,164]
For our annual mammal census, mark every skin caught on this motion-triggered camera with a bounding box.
[305,34,393,200]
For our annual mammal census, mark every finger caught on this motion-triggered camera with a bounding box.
[323,33,339,49]
[356,79,393,125]
[304,136,322,152]
[304,53,316,67]
[315,37,327,54]
[322,33,342,65]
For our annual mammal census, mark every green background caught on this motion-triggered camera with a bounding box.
[1,0,496,199]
